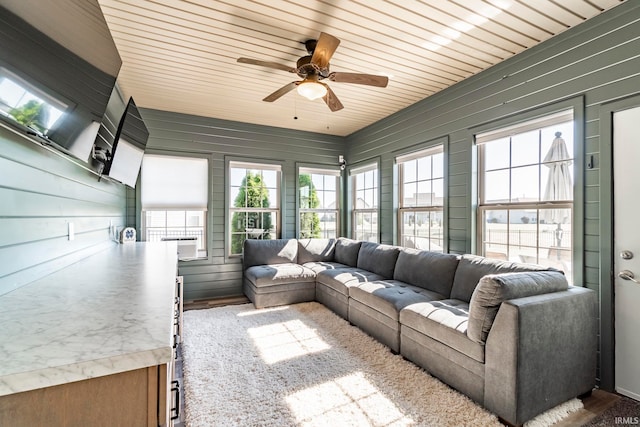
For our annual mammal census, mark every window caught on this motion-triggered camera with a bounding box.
[397,146,444,252]
[229,161,281,256]
[298,167,340,238]
[0,69,65,135]
[141,155,209,257]
[477,111,574,281]
[351,163,378,242]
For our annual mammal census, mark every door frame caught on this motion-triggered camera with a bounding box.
[599,94,640,391]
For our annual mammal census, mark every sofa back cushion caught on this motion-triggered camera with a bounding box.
[450,254,557,302]
[356,242,401,278]
[297,238,337,264]
[393,248,460,295]
[242,239,298,269]
[467,270,568,343]
[334,238,362,267]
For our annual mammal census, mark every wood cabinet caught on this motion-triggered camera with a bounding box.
[0,268,184,427]
[0,365,166,427]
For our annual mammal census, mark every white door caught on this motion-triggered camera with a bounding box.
[614,105,640,401]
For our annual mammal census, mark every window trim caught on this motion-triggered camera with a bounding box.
[471,99,584,285]
[348,158,380,242]
[225,157,284,259]
[296,163,341,239]
[396,143,446,251]
[137,150,212,263]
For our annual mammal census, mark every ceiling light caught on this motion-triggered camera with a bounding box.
[297,81,327,100]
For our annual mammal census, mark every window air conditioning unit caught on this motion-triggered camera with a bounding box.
[161,236,198,260]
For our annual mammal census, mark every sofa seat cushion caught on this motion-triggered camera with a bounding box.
[302,261,351,274]
[400,299,485,363]
[467,270,568,343]
[350,280,447,320]
[245,263,316,287]
[316,268,384,296]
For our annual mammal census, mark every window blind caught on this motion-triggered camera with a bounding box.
[299,166,341,176]
[475,110,573,145]
[349,162,377,176]
[230,160,282,171]
[395,145,443,164]
[141,154,208,210]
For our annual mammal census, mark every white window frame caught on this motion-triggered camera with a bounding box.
[350,162,379,242]
[140,154,209,259]
[476,110,575,279]
[228,160,281,257]
[297,166,341,239]
[397,145,444,252]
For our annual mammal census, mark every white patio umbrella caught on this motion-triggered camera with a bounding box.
[542,131,573,249]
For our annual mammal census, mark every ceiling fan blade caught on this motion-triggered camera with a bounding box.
[329,72,389,87]
[311,32,340,70]
[237,57,295,73]
[263,82,299,102]
[321,83,344,112]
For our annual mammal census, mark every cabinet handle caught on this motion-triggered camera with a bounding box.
[171,380,180,420]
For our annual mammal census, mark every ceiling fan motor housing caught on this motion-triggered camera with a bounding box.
[296,55,329,78]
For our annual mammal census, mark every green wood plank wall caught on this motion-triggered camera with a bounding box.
[1,0,633,387]
[346,1,640,386]
[138,109,344,301]
[0,126,126,295]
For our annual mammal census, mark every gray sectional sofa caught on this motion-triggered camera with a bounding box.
[242,237,597,426]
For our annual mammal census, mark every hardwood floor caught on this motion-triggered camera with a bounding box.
[556,389,621,426]
[184,295,249,311]
[183,297,628,426]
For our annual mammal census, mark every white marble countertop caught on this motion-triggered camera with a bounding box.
[0,241,178,396]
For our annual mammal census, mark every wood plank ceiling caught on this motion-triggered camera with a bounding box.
[98,0,625,136]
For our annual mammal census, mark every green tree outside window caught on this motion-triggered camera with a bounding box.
[10,99,49,133]
[299,173,321,238]
[231,172,273,254]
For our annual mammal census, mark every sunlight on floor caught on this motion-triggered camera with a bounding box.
[285,372,414,426]
[247,319,331,364]
[237,305,290,317]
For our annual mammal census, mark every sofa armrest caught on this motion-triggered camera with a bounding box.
[484,287,597,425]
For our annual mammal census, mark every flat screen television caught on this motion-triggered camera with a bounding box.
[103,97,149,187]
[0,1,121,163]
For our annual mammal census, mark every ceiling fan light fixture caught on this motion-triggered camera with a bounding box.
[297,81,327,100]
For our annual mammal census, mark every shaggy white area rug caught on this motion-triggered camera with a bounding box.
[183,302,582,427]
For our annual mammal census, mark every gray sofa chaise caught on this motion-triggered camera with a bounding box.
[242,237,597,426]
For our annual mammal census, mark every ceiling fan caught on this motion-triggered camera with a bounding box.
[237,32,389,112]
